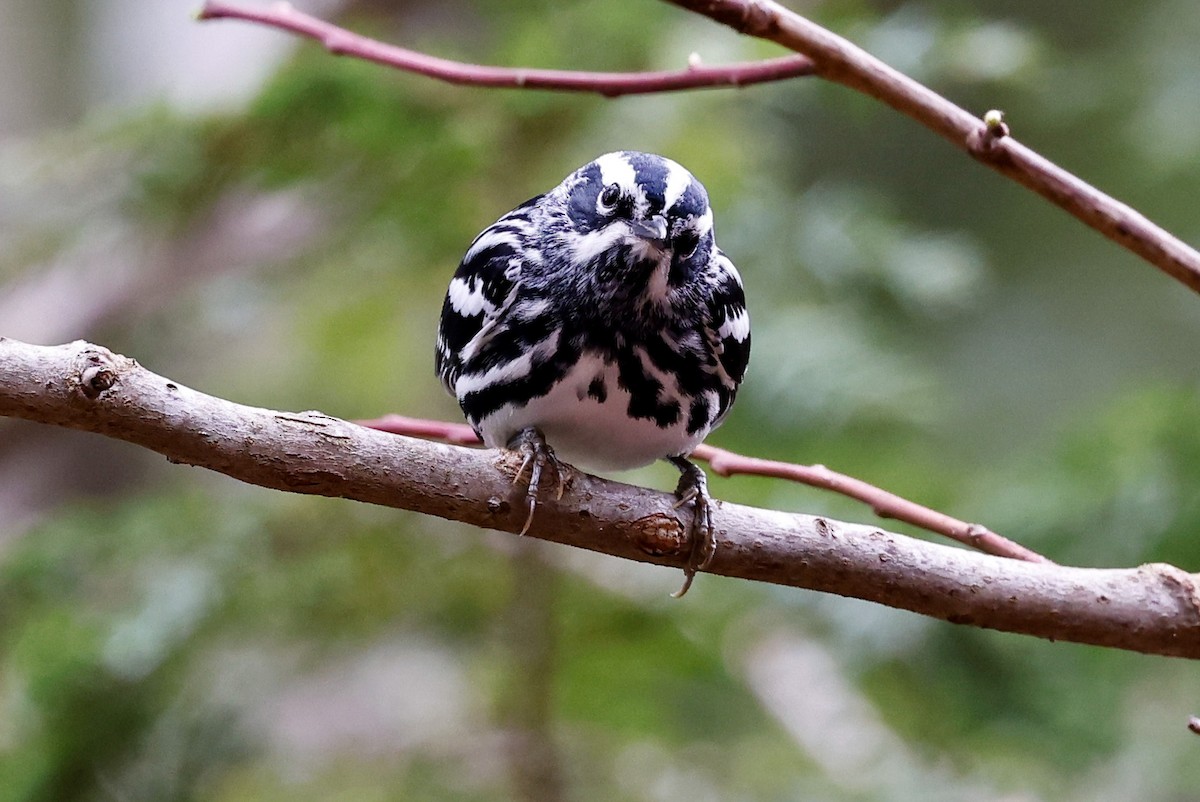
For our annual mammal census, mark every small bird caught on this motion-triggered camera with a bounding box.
[435,151,750,595]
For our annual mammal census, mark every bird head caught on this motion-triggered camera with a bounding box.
[552,151,715,289]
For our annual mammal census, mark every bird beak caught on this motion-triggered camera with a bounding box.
[630,214,668,245]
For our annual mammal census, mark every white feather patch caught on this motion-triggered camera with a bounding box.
[473,352,707,469]
[455,329,562,397]
[662,161,693,212]
[447,277,487,317]
[718,307,750,342]
[464,228,521,264]
[595,152,637,194]
[568,225,629,266]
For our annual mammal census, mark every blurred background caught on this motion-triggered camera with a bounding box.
[2,0,1200,799]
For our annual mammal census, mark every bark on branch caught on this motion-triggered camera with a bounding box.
[3,337,1199,658]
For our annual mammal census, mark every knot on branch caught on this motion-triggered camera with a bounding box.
[633,512,687,557]
[1142,562,1200,620]
[74,347,124,399]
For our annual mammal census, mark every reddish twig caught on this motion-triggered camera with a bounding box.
[198,1,1200,293]
[357,414,1049,564]
[361,414,480,445]
[195,1,815,97]
[663,0,1200,295]
[694,444,1049,563]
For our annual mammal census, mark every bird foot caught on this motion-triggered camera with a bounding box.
[508,427,569,536]
[666,456,716,598]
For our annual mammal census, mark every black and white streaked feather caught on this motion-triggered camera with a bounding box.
[435,151,750,593]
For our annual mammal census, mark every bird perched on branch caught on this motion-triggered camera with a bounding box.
[435,151,750,595]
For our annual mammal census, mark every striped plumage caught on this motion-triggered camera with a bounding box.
[435,151,750,594]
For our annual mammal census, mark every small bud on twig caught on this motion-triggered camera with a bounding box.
[984,109,1010,138]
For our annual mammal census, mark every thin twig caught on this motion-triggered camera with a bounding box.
[662,0,1200,295]
[198,1,1200,292]
[356,414,1050,564]
[195,1,815,97]
[361,414,480,445]
[694,444,1049,564]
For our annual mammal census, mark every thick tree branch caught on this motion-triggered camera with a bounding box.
[3,338,1199,658]
[359,414,1050,564]
[195,1,815,96]
[663,0,1200,294]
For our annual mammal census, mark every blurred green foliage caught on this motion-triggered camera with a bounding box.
[3,0,1200,799]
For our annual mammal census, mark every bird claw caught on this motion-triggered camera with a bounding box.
[508,437,715,595]
[667,456,716,598]
[509,427,569,536]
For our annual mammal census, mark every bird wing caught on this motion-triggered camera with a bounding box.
[435,196,540,395]
[704,249,751,420]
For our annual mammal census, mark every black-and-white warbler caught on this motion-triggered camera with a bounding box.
[435,151,750,595]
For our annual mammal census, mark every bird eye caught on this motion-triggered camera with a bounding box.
[675,230,700,259]
[597,183,622,214]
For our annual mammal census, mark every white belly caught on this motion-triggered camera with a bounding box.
[474,354,707,471]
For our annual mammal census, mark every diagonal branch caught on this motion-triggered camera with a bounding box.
[696,445,1046,561]
[663,0,1200,294]
[197,1,1200,294]
[195,1,815,97]
[358,414,1050,564]
[3,337,1199,658]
